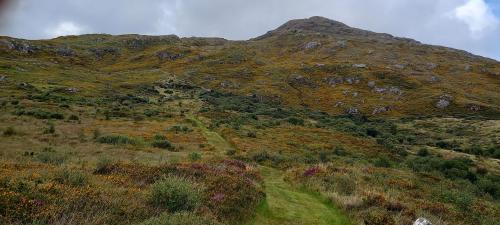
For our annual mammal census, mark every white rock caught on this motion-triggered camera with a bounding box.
[413,217,433,225]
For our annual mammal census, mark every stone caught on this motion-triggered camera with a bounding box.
[373,87,387,94]
[367,81,376,88]
[353,64,367,69]
[393,64,406,69]
[426,63,438,70]
[346,107,359,115]
[66,87,80,93]
[413,218,433,225]
[0,75,5,81]
[335,40,347,48]
[324,76,344,86]
[304,41,321,50]
[429,76,441,83]
[436,94,453,109]
[352,92,359,97]
[334,101,344,107]
[372,106,392,115]
[464,64,472,72]
[468,104,481,111]
[389,87,403,95]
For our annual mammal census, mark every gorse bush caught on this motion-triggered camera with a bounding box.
[151,134,173,149]
[149,176,204,212]
[139,212,221,225]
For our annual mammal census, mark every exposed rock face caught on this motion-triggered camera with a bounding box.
[56,46,75,56]
[90,47,120,58]
[467,104,481,111]
[0,75,5,82]
[436,94,453,109]
[324,76,361,87]
[304,41,321,50]
[413,218,433,225]
[125,35,180,49]
[156,50,184,61]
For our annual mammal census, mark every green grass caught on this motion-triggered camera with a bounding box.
[245,167,351,225]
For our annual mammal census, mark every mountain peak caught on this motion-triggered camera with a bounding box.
[254,16,361,40]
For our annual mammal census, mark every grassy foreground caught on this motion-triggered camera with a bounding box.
[246,167,350,225]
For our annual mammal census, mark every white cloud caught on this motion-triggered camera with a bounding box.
[45,21,86,37]
[451,0,498,37]
[0,0,499,60]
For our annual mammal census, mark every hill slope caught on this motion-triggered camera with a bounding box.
[0,17,499,225]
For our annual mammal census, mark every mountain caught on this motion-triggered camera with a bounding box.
[0,17,499,225]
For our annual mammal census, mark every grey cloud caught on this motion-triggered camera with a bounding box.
[0,0,498,60]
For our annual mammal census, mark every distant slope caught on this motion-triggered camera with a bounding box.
[1,16,499,119]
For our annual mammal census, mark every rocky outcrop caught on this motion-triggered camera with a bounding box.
[304,41,321,50]
[90,47,120,59]
[156,50,184,61]
[56,46,75,56]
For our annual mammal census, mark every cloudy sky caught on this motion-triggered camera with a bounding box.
[0,0,499,60]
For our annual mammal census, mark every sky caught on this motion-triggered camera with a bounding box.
[0,0,499,60]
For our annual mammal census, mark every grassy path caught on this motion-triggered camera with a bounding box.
[190,115,350,225]
[245,167,351,225]
[187,115,233,154]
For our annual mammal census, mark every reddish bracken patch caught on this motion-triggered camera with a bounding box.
[303,167,321,177]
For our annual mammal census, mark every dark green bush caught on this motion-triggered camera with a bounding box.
[287,117,304,126]
[97,135,138,145]
[374,157,392,168]
[152,140,173,150]
[189,152,202,162]
[149,176,204,212]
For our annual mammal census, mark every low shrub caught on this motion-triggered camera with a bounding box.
[139,212,221,225]
[97,135,138,145]
[374,157,392,168]
[94,157,114,174]
[189,152,202,162]
[53,168,88,187]
[287,117,304,126]
[3,126,16,136]
[16,109,65,120]
[44,123,56,134]
[68,114,80,121]
[35,149,66,165]
[149,176,204,212]
[151,135,173,150]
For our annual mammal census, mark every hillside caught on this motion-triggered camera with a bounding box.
[0,16,499,225]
